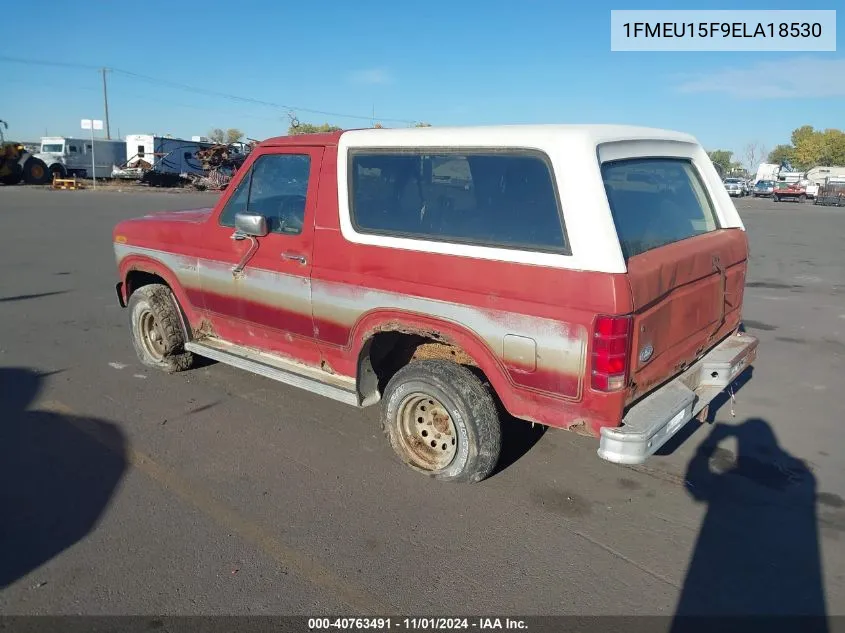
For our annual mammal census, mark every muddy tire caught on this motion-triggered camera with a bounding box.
[22,157,50,185]
[128,284,194,373]
[49,164,66,179]
[381,360,501,483]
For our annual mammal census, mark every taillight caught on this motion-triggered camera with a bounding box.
[591,315,632,392]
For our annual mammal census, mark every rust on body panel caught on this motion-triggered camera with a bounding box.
[411,342,478,366]
[625,229,748,401]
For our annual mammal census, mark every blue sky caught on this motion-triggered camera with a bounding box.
[2,0,842,165]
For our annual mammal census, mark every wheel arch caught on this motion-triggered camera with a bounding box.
[119,254,198,337]
[351,310,514,411]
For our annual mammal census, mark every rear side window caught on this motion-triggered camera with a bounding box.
[602,158,719,259]
[349,150,567,252]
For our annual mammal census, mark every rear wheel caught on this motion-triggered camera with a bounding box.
[22,157,50,185]
[773,195,780,202]
[798,194,807,203]
[381,360,501,483]
[128,284,194,373]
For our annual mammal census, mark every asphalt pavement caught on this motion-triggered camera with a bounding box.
[1,186,844,618]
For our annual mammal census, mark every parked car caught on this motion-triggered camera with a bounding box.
[773,181,808,203]
[111,125,758,482]
[805,182,819,199]
[723,178,746,197]
[753,180,775,197]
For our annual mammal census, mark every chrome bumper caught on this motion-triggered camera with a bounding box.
[598,332,759,465]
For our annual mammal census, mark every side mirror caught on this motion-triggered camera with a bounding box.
[234,213,269,237]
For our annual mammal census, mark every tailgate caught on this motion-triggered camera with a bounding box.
[600,155,749,404]
[626,229,748,400]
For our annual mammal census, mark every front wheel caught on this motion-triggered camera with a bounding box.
[22,157,50,185]
[128,284,194,373]
[49,164,66,180]
[381,360,501,483]
[798,194,807,203]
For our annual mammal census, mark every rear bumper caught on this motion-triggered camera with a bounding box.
[598,331,758,465]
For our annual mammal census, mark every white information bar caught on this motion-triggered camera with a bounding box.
[611,10,836,51]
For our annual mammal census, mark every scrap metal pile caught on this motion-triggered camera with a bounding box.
[187,140,258,191]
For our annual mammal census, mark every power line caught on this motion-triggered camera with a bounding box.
[1,76,291,122]
[0,55,100,71]
[0,55,417,124]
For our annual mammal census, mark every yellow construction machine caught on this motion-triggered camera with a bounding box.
[0,119,49,185]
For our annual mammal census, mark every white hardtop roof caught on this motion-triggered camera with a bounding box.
[340,124,698,147]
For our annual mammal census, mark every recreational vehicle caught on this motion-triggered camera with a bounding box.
[113,134,213,181]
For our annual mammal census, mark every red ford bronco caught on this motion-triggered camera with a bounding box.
[113,125,758,482]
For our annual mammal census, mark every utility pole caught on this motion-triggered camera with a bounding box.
[101,68,111,139]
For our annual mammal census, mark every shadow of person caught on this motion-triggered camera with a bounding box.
[672,418,827,632]
[0,367,128,589]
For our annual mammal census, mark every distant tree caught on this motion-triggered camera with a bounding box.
[414,122,432,127]
[768,144,795,167]
[373,122,384,128]
[225,128,244,143]
[790,125,815,149]
[744,142,767,174]
[208,128,244,144]
[288,122,342,136]
[792,126,824,170]
[707,150,734,175]
[821,128,845,166]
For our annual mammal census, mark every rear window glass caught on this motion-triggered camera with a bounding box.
[349,150,568,253]
[601,158,719,259]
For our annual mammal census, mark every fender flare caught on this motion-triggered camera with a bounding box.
[118,253,200,328]
[350,309,516,409]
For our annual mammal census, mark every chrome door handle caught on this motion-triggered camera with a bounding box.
[282,252,307,265]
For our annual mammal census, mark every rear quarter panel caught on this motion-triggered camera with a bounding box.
[312,142,633,432]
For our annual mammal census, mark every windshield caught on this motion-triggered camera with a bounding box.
[757,181,773,187]
[41,143,64,153]
[725,179,742,184]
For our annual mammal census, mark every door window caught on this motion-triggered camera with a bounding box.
[219,154,311,235]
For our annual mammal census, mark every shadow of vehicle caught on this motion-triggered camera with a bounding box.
[0,367,128,589]
[491,409,547,478]
[671,418,827,632]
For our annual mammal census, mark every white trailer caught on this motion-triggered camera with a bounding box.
[806,166,845,185]
[113,134,213,181]
[754,162,781,184]
[776,171,804,184]
[35,136,127,179]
